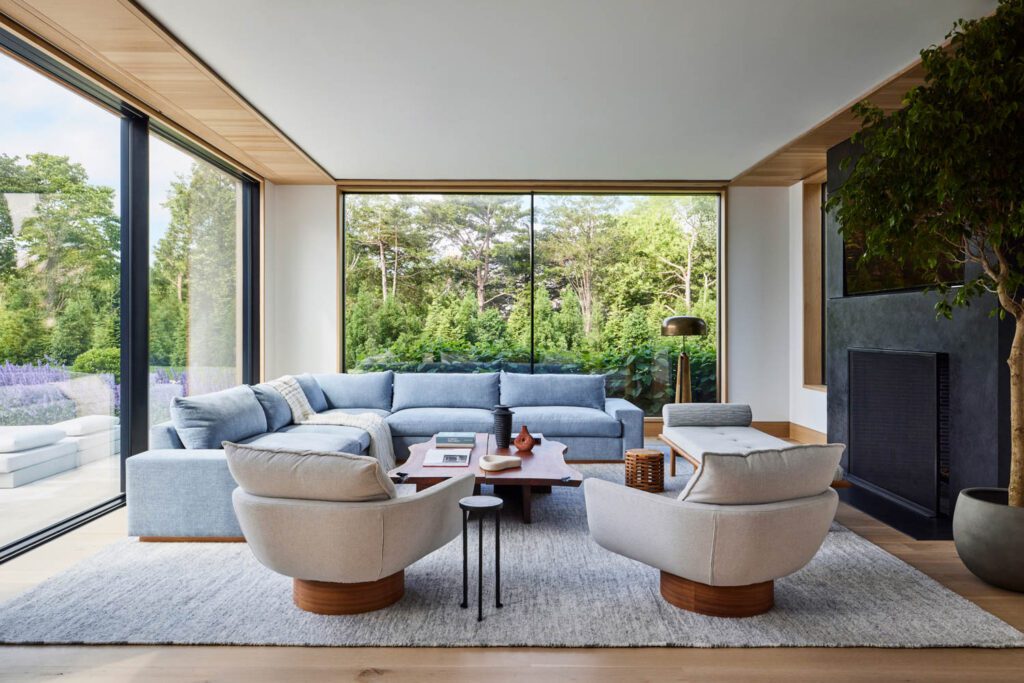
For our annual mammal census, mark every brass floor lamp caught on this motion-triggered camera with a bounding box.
[661,316,707,403]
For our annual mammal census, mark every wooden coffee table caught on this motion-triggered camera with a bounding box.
[388,433,582,524]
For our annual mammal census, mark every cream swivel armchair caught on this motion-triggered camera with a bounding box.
[585,443,843,617]
[225,441,475,615]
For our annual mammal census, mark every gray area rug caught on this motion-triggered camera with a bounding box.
[1,464,1021,648]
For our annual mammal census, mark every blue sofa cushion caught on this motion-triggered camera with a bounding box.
[294,374,328,412]
[510,406,622,438]
[251,384,292,431]
[392,373,499,411]
[500,372,606,410]
[386,407,494,437]
[276,424,372,452]
[170,386,268,450]
[239,430,366,454]
[314,371,393,411]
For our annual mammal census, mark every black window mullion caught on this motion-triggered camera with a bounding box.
[529,192,535,374]
[242,180,261,384]
[120,109,149,475]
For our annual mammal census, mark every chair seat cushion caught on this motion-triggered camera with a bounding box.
[510,406,621,438]
[239,430,367,455]
[678,444,846,504]
[662,426,788,464]
[386,408,493,437]
[224,442,396,502]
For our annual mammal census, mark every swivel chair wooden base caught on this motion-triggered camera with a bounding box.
[293,570,405,615]
[660,571,774,618]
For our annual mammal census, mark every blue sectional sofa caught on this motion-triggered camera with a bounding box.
[128,371,643,538]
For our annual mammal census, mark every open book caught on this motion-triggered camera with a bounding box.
[423,447,471,467]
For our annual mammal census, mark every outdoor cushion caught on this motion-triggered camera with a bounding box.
[251,384,292,432]
[500,372,606,411]
[275,424,371,452]
[661,425,786,464]
[0,439,76,473]
[314,371,393,411]
[294,374,328,413]
[678,444,845,505]
[663,402,752,427]
[386,407,494,436]
[54,415,119,437]
[0,425,66,453]
[510,406,621,438]
[238,430,367,455]
[224,442,396,502]
[391,373,499,411]
[171,386,268,450]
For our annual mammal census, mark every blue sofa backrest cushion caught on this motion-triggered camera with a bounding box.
[500,372,606,410]
[170,385,268,449]
[392,372,499,411]
[251,383,292,431]
[314,371,393,411]
[294,374,328,412]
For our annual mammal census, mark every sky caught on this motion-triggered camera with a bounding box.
[0,53,194,249]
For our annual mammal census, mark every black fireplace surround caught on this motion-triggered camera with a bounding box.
[825,139,1014,535]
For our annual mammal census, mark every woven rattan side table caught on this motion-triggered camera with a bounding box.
[625,448,665,493]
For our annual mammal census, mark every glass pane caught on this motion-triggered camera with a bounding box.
[534,195,719,414]
[0,53,121,547]
[343,194,531,373]
[148,136,243,426]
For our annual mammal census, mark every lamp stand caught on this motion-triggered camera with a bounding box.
[675,350,692,404]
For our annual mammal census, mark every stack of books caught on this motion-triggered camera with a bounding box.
[424,432,476,467]
[434,432,476,447]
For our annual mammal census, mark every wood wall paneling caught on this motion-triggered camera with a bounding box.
[802,181,824,386]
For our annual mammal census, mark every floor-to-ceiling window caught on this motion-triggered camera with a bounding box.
[148,135,245,426]
[0,49,122,548]
[0,29,259,560]
[341,192,721,414]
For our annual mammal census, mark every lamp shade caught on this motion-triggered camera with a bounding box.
[661,316,707,337]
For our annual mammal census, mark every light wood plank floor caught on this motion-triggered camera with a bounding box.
[1,501,1023,681]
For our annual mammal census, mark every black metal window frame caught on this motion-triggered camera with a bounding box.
[0,27,261,563]
[338,190,723,388]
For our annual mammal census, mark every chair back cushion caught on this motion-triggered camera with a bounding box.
[224,442,397,502]
[500,372,605,410]
[663,403,752,427]
[251,384,293,432]
[392,372,499,411]
[171,385,268,449]
[314,371,393,410]
[678,443,844,504]
[294,374,328,412]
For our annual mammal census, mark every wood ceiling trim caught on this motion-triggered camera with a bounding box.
[730,60,927,187]
[0,0,332,184]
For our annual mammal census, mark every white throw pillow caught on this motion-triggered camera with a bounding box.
[0,426,66,453]
[55,415,120,437]
[678,443,845,505]
[224,442,397,502]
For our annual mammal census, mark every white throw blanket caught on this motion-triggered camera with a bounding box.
[266,376,396,471]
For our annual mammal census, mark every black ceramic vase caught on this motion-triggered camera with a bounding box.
[492,405,514,449]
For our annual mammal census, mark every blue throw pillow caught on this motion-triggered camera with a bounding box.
[314,371,393,411]
[294,374,328,412]
[251,384,293,431]
[170,385,268,449]
[392,372,499,411]
[499,372,606,410]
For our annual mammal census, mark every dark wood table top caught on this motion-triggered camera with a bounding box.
[389,433,582,488]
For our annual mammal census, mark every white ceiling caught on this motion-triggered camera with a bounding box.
[140,0,994,181]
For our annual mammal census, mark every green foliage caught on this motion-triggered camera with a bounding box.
[49,294,94,365]
[72,347,120,383]
[0,274,48,364]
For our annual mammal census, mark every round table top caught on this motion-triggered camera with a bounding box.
[459,495,504,511]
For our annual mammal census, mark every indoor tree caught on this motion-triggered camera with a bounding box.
[827,0,1024,505]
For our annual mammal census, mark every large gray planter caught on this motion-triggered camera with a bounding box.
[953,487,1024,593]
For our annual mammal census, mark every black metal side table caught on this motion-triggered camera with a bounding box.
[459,495,503,621]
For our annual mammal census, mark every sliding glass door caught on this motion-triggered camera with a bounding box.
[341,192,721,414]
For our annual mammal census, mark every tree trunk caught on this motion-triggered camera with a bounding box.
[391,229,398,298]
[378,241,388,302]
[683,237,694,311]
[1009,315,1024,507]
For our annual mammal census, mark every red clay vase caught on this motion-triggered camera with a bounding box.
[513,425,536,452]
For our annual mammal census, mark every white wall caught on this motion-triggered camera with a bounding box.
[726,187,790,421]
[263,184,338,378]
[787,182,828,432]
